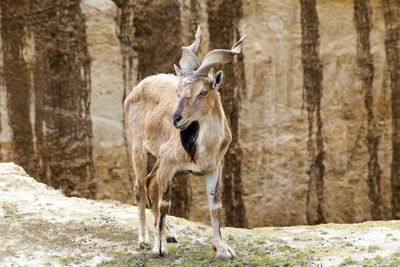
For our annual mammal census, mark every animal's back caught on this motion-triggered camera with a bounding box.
[124,74,179,156]
[126,74,178,105]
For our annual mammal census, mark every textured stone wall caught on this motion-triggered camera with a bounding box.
[0,0,398,228]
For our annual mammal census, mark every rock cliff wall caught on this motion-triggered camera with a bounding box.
[0,0,399,228]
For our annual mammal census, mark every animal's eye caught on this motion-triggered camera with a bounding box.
[198,90,207,97]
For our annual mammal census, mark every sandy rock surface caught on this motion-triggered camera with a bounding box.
[0,163,399,266]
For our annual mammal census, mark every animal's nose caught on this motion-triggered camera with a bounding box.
[172,112,182,126]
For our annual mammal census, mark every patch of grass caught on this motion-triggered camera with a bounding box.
[168,244,177,255]
[0,217,142,266]
[278,245,293,252]
[0,247,16,261]
[368,245,380,253]
[274,252,309,267]
[98,234,312,267]
[283,259,295,266]
[249,253,272,265]
[254,235,267,244]
[341,257,357,266]
[115,225,125,231]
[44,236,72,246]
[360,252,400,267]
[344,242,353,247]
[390,252,400,261]
[2,203,19,218]
[101,251,154,267]
[374,255,383,261]
[58,257,70,265]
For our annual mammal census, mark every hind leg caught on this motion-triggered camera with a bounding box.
[165,225,178,243]
[132,142,150,249]
[151,201,177,243]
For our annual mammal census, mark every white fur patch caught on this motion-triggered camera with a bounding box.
[182,162,201,173]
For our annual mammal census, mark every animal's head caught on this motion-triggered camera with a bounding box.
[172,26,245,129]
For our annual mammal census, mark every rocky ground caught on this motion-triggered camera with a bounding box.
[0,162,399,267]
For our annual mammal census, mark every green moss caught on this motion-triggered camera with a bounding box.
[390,252,400,261]
[374,255,383,261]
[97,235,312,267]
[58,257,70,264]
[368,245,380,253]
[359,252,400,267]
[341,257,357,266]
[2,203,19,218]
[344,242,353,247]
[116,225,125,230]
[254,235,268,244]
[249,254,273,265]
[283,259,295,266]
[278,245,293,252]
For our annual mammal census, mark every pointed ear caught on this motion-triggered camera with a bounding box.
[174,64,183,77]
[212,70,223,91]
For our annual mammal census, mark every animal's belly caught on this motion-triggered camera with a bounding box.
[187,170,205,176]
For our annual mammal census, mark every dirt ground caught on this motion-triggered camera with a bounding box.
[0,162,399,266]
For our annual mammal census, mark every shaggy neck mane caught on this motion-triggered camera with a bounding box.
[180,121,199,161]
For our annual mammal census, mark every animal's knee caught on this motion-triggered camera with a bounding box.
[159,199,171,215]
[210,202,222,220]
[157,199,171,232]
[135,190,141,203]
[134,183,142,202]
[161,182,171,201]
[158,182,171,215]
[209,185,222,219]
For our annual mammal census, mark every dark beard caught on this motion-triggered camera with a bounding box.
[180,121,199,161]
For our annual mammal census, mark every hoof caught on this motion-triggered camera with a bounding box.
[212,241,236,260]
[217,251,235,260]
[167,236,178,243]
[138,242,150,250]
[152,247,167,257]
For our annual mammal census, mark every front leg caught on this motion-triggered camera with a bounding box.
[152,163,175,257]
[206,164,236,259]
